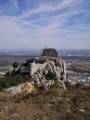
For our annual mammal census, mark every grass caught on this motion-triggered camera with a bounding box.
[0,86,90,120]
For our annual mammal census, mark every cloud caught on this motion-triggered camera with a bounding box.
[19,0,81,19]
[0,16,25,34]
[11,0,19,9]
[0,0,90,49]
[30,9,89,23]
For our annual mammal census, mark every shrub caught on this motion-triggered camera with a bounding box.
[52,80,60,89]
[64,81,71,88]
[13,62,19,68]
[0,75,25,91]
[45,71,56,80]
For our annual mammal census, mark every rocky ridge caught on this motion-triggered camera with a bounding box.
[5,48,67,94]
[5,57,67,94]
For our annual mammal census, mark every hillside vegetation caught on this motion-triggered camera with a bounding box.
[0,75,27,91]
[0,86,90,120]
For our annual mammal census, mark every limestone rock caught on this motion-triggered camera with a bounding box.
[6,82,34,95]
[7,48,67,91]
[30,57,67,89]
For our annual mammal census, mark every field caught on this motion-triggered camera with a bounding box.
[0,54,90,73]
[67,61,90,73]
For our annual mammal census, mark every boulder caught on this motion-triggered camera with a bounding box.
[6,82,34,95]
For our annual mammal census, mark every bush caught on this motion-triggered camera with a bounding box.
[60,76,64,81]
[13,62,19,68]
[52,80,60,89]
[45,71,56,80]
[64,81,71,88]
[0,75,25,91]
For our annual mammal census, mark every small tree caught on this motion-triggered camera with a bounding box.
[13,62,19,70]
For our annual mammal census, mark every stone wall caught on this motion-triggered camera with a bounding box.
[20,62,47,76]
[30,62,47,75]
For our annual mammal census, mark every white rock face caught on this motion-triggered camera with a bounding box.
[62,60,66,81]
[6,84,22,94]
[18,48,67,90]
[30,58,67,90]
[6,82,34,94]
[6,48,67,94]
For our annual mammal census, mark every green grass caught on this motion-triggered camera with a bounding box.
[67,61,90,73]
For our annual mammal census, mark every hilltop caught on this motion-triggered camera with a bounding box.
[0,86,90,120]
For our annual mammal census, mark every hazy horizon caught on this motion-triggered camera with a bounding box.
[0,48,90,51]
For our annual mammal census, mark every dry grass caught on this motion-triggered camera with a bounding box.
[0,87,90,120]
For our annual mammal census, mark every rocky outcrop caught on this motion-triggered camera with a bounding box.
[30,57,67,90]
[6,48,67,94]
[6,82,34,95]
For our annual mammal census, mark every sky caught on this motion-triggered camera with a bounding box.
[0,0,90,50]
